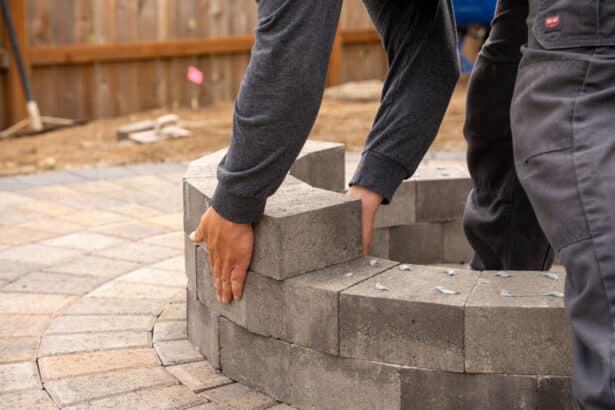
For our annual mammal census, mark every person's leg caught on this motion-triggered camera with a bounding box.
[349,0,459,202]
[213,0,343,222]
[512,2,615,407]
[462,0,553,271]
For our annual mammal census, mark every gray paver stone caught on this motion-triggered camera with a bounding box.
[0,388,57,410]
[201,382,278,410]
[46,315,155,335]
[154,339,204,366]
[44,255,140,279]
[166,361,232,392]
[158,302,187,321]
[0,362,41,393]
[3,272,105,295]
[63,297,163,316]
[153,320,187,342]
[39,331,151,357]
[0,336,39,363]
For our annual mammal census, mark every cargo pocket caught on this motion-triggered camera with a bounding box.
[531,0,599,49]
[511,50,592,251]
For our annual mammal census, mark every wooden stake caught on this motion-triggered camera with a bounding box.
[3,0,29,124]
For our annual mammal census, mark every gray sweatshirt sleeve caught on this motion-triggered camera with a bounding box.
[211,0,459,224]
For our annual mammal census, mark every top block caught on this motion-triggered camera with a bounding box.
[183,143,361,280]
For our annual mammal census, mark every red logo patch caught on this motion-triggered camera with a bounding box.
[545,15,560,28]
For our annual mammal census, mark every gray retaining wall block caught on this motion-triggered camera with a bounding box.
[465,271,572,376]
[184,174,362,280]
[374,179,416,229]
[413,165,471,222]
[536,376,577,410]
[187,288,219,369]
[289,140,345,192]
[442,219,474,264]
[389,223,444,265]
[370,228,390,259]
[340,265,480,372]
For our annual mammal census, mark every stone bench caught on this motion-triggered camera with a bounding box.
[183,141,574,410]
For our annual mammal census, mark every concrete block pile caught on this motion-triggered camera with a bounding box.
[184,141,574,409]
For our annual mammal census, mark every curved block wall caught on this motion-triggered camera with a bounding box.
[183,141,575,410]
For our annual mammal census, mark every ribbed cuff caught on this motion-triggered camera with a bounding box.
[210,183,267,224]
[349,151,408,204]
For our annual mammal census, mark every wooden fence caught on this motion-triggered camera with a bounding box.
[0,0,386,130]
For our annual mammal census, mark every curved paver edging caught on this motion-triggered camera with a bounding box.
[184,141,575,410]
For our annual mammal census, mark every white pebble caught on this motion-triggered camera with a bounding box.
[435,286,459,295]
[544,272,560,281]
[399,264,411,271]
[369,259,379,267]
[500,289,514,297]
[445,269,458,277]
[545,291,564,298]
[343,272,354,278]
[375,282,389,291]
[495,271,513,278]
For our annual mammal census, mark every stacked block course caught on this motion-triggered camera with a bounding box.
[184,141,574,409]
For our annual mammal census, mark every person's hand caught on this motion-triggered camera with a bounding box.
[190,207,254,305]
[347,185,383,256]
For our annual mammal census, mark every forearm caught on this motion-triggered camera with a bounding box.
[210,1,343,224]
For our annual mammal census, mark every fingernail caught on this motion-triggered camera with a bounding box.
[189,231,195,241]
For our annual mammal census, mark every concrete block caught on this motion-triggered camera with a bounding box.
[413,165,471,222]
[536,376,577,410]
[370,228,390,258]
[187,288,219,369]
[289,140,345,192]
[154,339,204,366]
[374,179,416,228]
[166,361,232,392]
[195,245,285,338]
[340,265,480,371]
[465,271,572,376]
[400,367,537,410]
[184,173,362,280]
[283,257,397,354]
[389,223,443,265]
[443,219,474,264]
[218,317,292,403]
[289,345,402,410]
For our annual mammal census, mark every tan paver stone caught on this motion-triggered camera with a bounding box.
[0,226,58,246]
[0,192,32,208]
[46,314,155,335]
[89,281,183,300]
[0,336,39,363]
[3,272,105,295]
[41,232,126,252]
[146,213,184,231]
[44,255,140,279]
[0,388,57,409]
[158,303,187,321]
[201,383,277,410]
[93,221,171,241]
[19,200,78,216]
[63,297,164,316]
[0,208,47,226]
[166,361,232,392]
[153,320,187,342]
[19,185,80,201]
[119,267,187,287]
[0,362,41,393]
[95,242,180,263]
[64,384,205,410]
[17,218,82,235]
[38,348,161,381]
[108,203,164,219]
[0,244,82,266]
[0,293,74,314]
[39,331,150,357]
[58,210,129,228]
[44,366,177,407]
[269,404,298,410]
[154,339,204,365]
[143,232,185,250]
[0,315,50,337]
[149,256,185,272]
[0,259,45,281]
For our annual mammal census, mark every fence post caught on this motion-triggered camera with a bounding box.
[3,0,29,125]
[327,27,343,87]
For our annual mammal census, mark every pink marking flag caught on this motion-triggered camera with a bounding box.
[187,65,204,85]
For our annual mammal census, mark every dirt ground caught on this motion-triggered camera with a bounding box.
[0,76,468,178]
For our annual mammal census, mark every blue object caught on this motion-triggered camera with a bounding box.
[454,0,497,26]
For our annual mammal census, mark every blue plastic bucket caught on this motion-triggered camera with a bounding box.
[454,0,497,26]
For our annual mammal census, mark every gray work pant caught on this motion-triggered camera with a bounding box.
[464,0,615,408]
